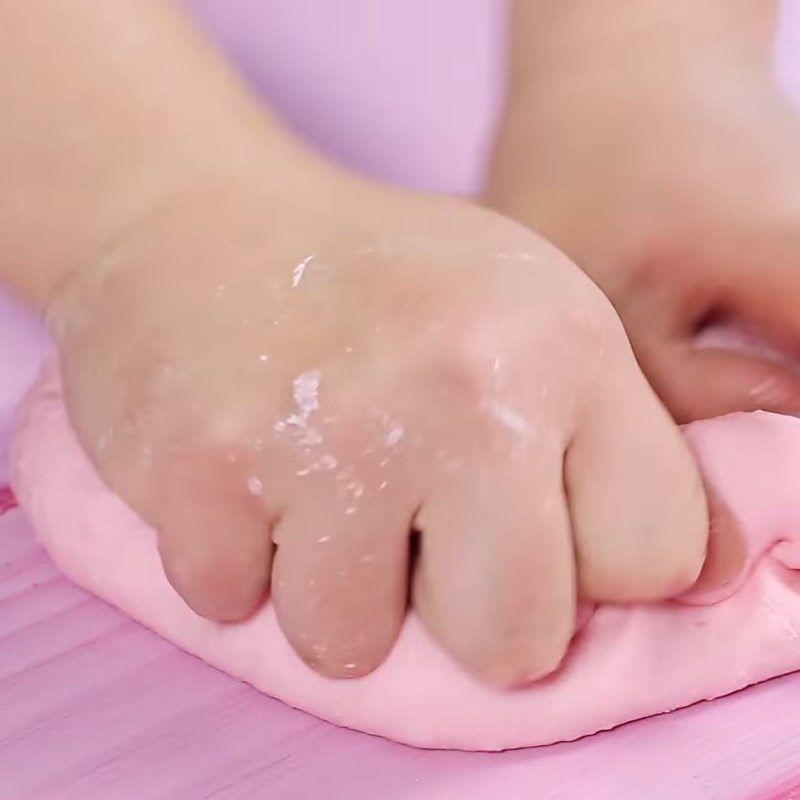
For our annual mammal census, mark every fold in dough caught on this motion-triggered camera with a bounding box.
[11,364,800,751]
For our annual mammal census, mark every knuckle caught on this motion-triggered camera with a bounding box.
[471,634,571,689]
[290,629,391,680]
[459,610,573,688]
[582,546,704,603]
[309,654,381,680]
[164,554,261,623]
[429,314,505,395]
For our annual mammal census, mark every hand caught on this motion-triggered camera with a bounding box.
[48,161,707,686]
[488,5,800,421]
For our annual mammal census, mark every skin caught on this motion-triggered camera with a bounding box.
[488,0,800,423]
[0,1,713,686]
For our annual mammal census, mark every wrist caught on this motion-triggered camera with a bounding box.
[2,102,304,315]
[43,134,351,348]
[510,0,778,88]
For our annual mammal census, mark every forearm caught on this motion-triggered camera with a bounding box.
[510,0,779,83]
[0,0,294,310]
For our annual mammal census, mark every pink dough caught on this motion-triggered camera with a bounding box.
[10,363,800,751]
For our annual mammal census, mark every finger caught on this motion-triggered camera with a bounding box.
[566,356,708,603]
[636,335,800,422]
[271,481,412,678]
[148,453,273,623]
[413,451,575,688]
[717,228,800,354]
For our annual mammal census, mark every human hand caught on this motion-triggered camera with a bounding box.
[48,162,708,686]
[489,1,800,421]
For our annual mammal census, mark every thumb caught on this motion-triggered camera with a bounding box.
[716,226,800,358]
[636,335,800,422]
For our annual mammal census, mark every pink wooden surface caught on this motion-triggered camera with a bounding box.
[1,2,800,797]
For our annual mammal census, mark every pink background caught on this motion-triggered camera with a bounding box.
[1,1,799,797]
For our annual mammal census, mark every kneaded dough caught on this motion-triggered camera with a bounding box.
[11,363,800,751]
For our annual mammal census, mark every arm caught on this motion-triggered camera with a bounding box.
[509,0,777,78]
[0,0,301,310]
